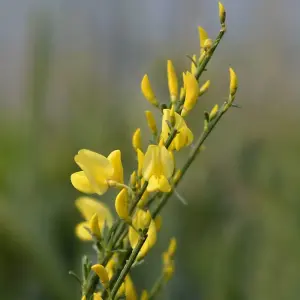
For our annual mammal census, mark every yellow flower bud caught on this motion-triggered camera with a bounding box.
[162,252,175,281]
[179,87,185,100]
[91,264,109,288]
[141,74,158,106]
[89,213,101,239]
[137,149,144,177]
[203,38,213,52]
[141,290,149,300]
[198,26,208,54]
[130,171,137,187]
[115,188,129,221]
[191,54,197,75]
[181,72,199,117]
[209,104,219,121]
[145,111,157,135]
[229,67,238,96]
[167,238,177,257]
[218,2,226,25]
[93,293,103,300]
[132,128,142,151]
[199,80,210,96]
[137,190,148,208]
[154,215,162,232]
[167,60,178,102]
[81,296,86,300]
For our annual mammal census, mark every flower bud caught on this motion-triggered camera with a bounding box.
[91,264,109,288]
[115,188,129,221]
[141,290,149,300]
[198,26,208,54]
[167,237,177,257]
[229,67,238,97]
[218,2,226,25]
[167,60,178,102]
[145,110,157,135]
[93,293,103,300]
[132,128,141,151]
[141,74,158,106]
[89,213,101,239]
[199,80,210,96]
[203,38,213,52]
[209,104,219,121]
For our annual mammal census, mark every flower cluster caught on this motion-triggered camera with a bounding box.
[70,3,238,300]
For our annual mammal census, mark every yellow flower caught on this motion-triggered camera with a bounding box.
[89,213,101,239]
[145,110,157,135]
[167,237,177,257]
[91,264,110,288]
[75,197,113,241]
[137,149,145,177]
[199,80,210,96]
[198,26,209,54]
[161,109,193,151]
[167,60,178,102]
[181,72,199,117]
[81,296,86,300]
[141,74,158,106]
[93,293,103,300]
[209,104,219,121]
[124,275,137,300]
[218,2,226,25]
[162,252,175,281]
[71,149,123,195]
[132,128,142,151]
[141,290,149,300]
[142,145,174,192]
[229,67,238,96]
[115,188,130,221]
[129,209,157,260]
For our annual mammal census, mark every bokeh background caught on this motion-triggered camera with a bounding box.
[1,0,300,299]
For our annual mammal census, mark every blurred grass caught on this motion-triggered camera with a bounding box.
[1,3,300,300]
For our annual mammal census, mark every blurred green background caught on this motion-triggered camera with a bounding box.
[1,0,300,299]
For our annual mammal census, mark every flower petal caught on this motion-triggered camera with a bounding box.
[71,171,95,194]
[147,175,160,192]
[75,221,92,241]
[75,197,113,227]
[142,145,158,181]
[107,150,124,184]
[158,175,171,192]
[75,150,113,195]
[160,146,174,179]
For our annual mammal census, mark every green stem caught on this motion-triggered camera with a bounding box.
[152,105,227,218]
[110,231,148,299]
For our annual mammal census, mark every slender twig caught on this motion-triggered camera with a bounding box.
[110,231,148,299]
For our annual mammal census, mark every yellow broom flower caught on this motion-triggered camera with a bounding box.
[71,149,123,195]
[142,145,174,192]
[132,128,142,151]
[181,72,199,117]
[129,209,157,260]
[141,74,158,106]
[161,108,193,151]
[115,188,130,221]
[145,111,157,135]
[75,197,113,241]
[91,264,110,288]
[167,60,178,102]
